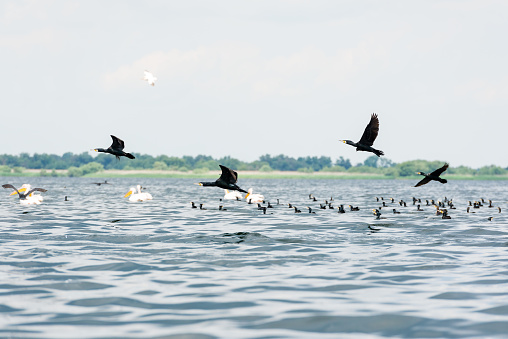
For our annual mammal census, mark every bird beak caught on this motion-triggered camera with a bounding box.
[244,193,250,199]
[339,140,346,144]
[194,183,203,186]
[124,191,132,198]
[94,149,98,152]
[11,187,26,196]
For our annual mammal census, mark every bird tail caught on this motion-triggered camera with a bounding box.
[126,153,135,159]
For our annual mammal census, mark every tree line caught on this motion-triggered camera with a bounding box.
[0,152,506,177]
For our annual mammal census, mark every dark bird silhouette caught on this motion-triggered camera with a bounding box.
[393,209,400,214]
[414,163,449,187]
[416,204,424,211]
[94,135,135,160]
[340,113,384,157]
[442,210,451,219]
[337,204,346,213]
[219,205,227,211]
[307,207,316,214]
[487,217,494,221]
[267,202,273,208]
[196,165,247,193]
[372,208,382,219]
[191,202,197,208]
[467,207,475,213]
[199,203,207,210]
[349,205,360,211]
[294,206,301,213]
[2,184,47,201]
[92,180,111,186]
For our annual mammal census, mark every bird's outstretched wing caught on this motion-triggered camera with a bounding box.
[429,163,449,177]
[219,165,238,184]
[358,113,380,146]
[25,188,47,196]
[414,177,431,187]
[2,184,22,197]
[110,135,125,151]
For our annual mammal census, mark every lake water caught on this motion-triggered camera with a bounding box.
[1,177,508,338]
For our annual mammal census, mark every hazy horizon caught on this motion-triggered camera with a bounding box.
[2,1,507,168]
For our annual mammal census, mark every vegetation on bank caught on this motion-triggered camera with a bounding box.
[0,153,507,179]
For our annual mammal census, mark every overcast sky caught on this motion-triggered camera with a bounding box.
[2,0,507,168]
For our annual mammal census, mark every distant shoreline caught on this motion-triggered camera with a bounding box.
[2,169,508,180]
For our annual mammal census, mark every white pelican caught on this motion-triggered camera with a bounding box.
[245,188,264,203]
[223,189,243,200]
[124,185,152,202]
[143,70,157,86]
[3,184,46,205]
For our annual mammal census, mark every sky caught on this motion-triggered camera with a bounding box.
[1,0,507,168]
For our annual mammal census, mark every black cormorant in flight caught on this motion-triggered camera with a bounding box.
[414,163,448,187]
[196,165,248,193]
[340,113,384,157]
[94,135,135,160]
[2,184,47,201]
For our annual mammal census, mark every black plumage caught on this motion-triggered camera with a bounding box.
[196,165,248,193]
[340,113,384,157]
[94,135,135,160]
[414,163,449,187]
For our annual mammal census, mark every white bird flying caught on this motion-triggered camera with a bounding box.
[143,70,157,86]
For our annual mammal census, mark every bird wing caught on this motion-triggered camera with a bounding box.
[358,113,380,146]
[219,165,238,184]
[2,184,22,197]
[414,177,431,187]
[110,135,125,151]
[429,163,449,177]
[26,188,47,196]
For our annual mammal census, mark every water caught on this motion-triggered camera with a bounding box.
[1,177,508,338]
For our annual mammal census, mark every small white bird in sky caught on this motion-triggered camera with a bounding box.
[143,70,157,86]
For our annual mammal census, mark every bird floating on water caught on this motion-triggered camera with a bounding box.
[195,165,247,193]
[124,185,152,202]
[94,135,135,160]
[3,184,47,205]
[414,163,448,187]
[143,70,157,86]
[340,113,384,157]
[92,180,111,186]
[245,188,264,203]
[223,189,243,200]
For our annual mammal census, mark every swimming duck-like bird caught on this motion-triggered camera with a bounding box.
[143,70,157,86]
[245,188,265,203]
[414,163,449,187]
[340,113,384,157]
[124,185,152,202]
[3,184,47,205]
[196,165,248,193]
[94,135,135,160]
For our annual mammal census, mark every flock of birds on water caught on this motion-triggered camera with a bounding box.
[2,71,502,222]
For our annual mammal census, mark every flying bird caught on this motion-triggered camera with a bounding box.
[340,113,384,157]
[143,70,157,86]
[94,135,135,160]
[3,184,47,205]
[414,163,449,187]
[195,165,248,193]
